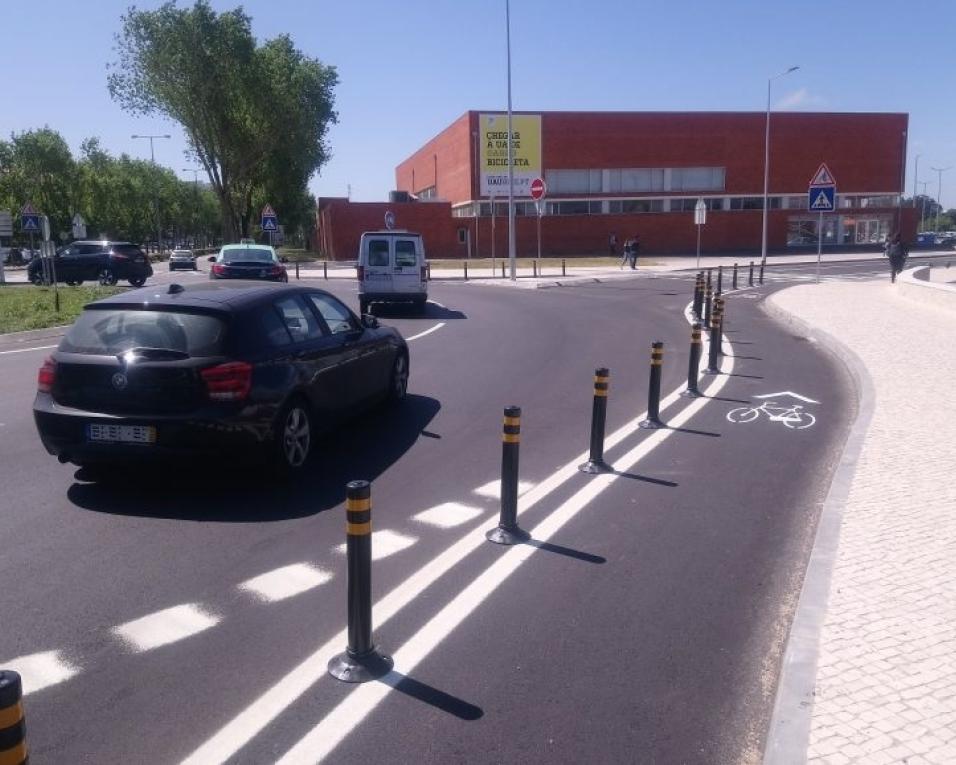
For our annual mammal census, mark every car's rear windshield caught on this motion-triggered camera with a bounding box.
[221,248,274,264]
[60,309,227,356]
[113,244,146,258]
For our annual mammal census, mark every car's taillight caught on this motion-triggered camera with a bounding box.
[357,265,365,281]
[37,356,57,393]
[421,265,427,282]
[269,265,284,276]
[201,361,252,401]
[212,263,227,275]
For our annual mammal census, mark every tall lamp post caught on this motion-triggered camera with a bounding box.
[473,130,480,260]
[505,0,516,281]
[132,133,170,253]
[760,66,799,265]
[930,166,952,233]
[182,167,201,247]
[918,180,930,231]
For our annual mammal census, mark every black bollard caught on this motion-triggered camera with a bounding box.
[501,261,506,279]
[328,481,394,682]
[0,670,27,765]
[704,282,713,328]
[681,323,703,398]
[706,267,712,290]
[732,262,738,290]
[579,368,611,474]
[705,307,722,374]
[693,273,704,318]
[715,298,725,356]
[562,258,566,276]
[749,260,754,287]
[295,261,300,280]
[533,260,537,278]
[486,406,530,545]
[717,265,723,293]
[324,261,328,280]
[759,261,765,285]
[464,261,468,281]
[639,342,665,429]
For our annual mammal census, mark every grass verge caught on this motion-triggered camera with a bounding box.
[0,285,124,334]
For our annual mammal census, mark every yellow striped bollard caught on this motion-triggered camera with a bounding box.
[579,368,611,474]
[0,670,27,765]
[640,342,665,429]
[486,406,530,545]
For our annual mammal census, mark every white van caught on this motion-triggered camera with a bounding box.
[357,230,428,314]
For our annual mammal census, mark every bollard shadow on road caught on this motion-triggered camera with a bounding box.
[705,395,752,405]
[379,671,484,721]
[666,425,720,438]
[66,394,442,523]
[370,302,466,321]
[522,538,606,564]
[612,471,678,488]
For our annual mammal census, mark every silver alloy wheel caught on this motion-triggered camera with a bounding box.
[392,354,408,400]
[282,406,311,468]
[98,268,117,286]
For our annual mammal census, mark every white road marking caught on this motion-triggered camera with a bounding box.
[753,391,820,404]
[473,479,534,499]
[412,502,484,529]
[0,344,58,356]
[0,650,79,695]
[112,604,220,653]
[238,564,333,603]
[275,344,737,764]
[427,299,446,308]
[405,322,445,342]
[181,303,726,765]
[335,530,417,561]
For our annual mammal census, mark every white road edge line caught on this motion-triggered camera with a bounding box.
[0,344,58,356]
[181,300,724,765]
[405,322,446,342]
[276,340,736,764]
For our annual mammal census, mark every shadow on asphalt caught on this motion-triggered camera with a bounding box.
[523,538,606,565]
[371,302,466,321]
[382,672,484,721]
[65,394,441,523]
[612,471,678,488]
[667,425,720,438]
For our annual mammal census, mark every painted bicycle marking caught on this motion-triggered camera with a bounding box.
[726,392,819,430]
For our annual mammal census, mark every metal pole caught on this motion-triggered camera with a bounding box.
[536,206,541,264]
[473,130,480,260]
[761,67,799,266]
[817,210,823,282]
[491,195,496,274]
[931,167,951,233]
[696,222,701,270]
[505,0,516,281]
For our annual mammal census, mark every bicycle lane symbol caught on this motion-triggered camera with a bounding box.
[726,391,819,430]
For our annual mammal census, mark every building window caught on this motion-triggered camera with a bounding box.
[730,197,765,210]
[860,195,898,208]
[787,218,818,245]
[548,200,591,215]
[608,199,665,213]
[417,185,437,200]
[670,167,725,192]
[457,228,467,243]
[545,169,590,194]
[669,198,723,212]
[785,196,806,210]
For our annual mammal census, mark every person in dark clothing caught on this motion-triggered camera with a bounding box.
[628,234,640,269]
[886,233,907,283]
[609,232,618,257]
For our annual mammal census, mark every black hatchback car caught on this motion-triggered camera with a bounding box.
[28,240,153,287]
[34,281,409,474]
[209,244,288,282]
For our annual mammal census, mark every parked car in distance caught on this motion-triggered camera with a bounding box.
[169,249,198,271]
[209,244,288,282]
[27,241,152,287]
[356,230,428,314]
[33,281,410,475]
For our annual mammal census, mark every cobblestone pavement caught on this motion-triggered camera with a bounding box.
[768,280,956,764]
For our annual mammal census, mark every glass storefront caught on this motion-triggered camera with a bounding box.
[787,214,893,246]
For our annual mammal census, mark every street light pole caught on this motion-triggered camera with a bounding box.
[132,133,171,254]
[918,180,930,231]
[913,153,921,202]
[931,166,951,233]
[505,0,516,281]
[761,66,799,266]
[473,129,480,260]
[183,167,200,247]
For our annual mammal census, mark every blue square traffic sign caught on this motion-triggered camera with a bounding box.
[808,186,835,212]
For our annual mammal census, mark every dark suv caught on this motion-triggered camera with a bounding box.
[28,241,153,287]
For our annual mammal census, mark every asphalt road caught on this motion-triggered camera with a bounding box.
[0,262,865,763]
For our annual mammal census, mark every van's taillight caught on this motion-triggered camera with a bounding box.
[421,265,427,282]
[201,361,252,401]
[37,357,57,393]
[357,265,365,281]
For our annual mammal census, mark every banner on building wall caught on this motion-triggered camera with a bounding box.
[479,113,541,198]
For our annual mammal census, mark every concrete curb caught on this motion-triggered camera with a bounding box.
[759,290,877,765]
[0,324,70,343]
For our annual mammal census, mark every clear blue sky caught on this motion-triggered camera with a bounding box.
[4,0,955,207]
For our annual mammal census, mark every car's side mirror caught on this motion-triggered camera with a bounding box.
[361,315,379,329]
[207,256,216,262]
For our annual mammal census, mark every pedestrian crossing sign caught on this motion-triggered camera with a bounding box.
[809,186,835,211]
[809,163,836,187]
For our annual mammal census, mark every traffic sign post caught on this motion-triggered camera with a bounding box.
[261,204,278,247]
[808,163,837,284]
[531,178,546,274]
[694,198,707,269]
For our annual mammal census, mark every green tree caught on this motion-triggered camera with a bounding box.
[108,1,337,240]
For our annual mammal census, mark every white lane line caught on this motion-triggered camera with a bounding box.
[0,650,80,695]
[181,303,721,765]
[276,343,737,764]
[405,322,446,342]
[335,530,417,561]
[427,299,446,308]
[473,479,534,499]
[0,344,58,356]
[412,502,485,529]
[238,564,333,603]
[112,604,220,653]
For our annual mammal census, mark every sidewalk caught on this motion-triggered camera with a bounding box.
[763,277,956,763]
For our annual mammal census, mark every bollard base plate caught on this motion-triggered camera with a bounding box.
[485,525,531,546]
[639,418,664,429]
[703,367,721,375]
[680,388,702,398]
[578,459,612,474]
[328,647,394,683]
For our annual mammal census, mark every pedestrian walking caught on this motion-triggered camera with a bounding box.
[609,232,618,257]
[620,237,631,269]
[628,234,640,269]
[885,233,907,283]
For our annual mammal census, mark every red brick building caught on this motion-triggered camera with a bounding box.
[316,111,914,260]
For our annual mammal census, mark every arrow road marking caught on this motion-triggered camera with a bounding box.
[753,391,819,404]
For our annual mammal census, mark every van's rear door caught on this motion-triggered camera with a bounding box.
[391,237,423,294]
[364,237,392,292]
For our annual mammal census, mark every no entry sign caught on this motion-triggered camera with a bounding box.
[530,178,546,201]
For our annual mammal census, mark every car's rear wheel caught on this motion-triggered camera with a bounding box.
[274,399,312,473]
[388,353,409,402]
[128,275,147,287]
[359,298,370,315]
[98,268,118,286]
[30,271,45,285]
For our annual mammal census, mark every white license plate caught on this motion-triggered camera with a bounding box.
[87,424,156,444]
